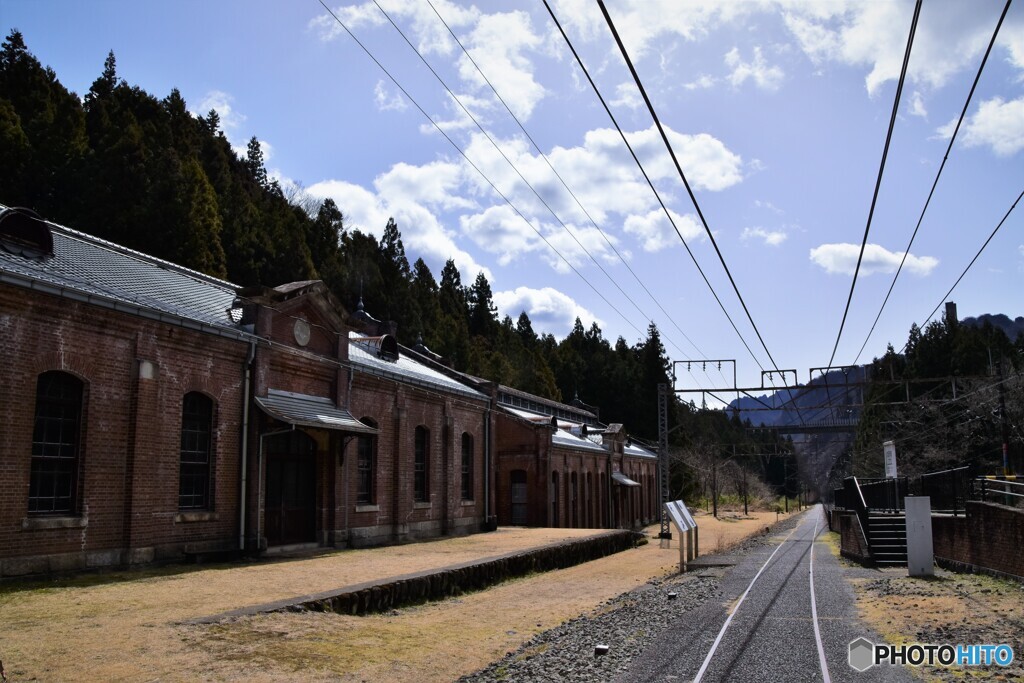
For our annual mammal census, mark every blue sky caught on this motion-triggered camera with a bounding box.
[4,0,1023,394]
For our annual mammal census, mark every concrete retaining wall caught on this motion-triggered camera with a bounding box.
[192,529,640,623]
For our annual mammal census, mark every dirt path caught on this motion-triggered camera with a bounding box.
[0,509,790,682]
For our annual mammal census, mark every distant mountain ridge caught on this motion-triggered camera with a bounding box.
[729,365,868,428]
[961,313,1024,341]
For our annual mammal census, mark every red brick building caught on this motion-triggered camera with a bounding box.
[0,206,656,578]
[0,207,491,577]
[486,387,659,530]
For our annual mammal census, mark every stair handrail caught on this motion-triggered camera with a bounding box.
[850,476,873,557]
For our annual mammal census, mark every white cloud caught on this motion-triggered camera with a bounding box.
[312,3,546,119]
[305,176,491,283]
[308,1,385,41]
[456,10,547,120]
[374,160,474,211]
[493,286,602,337]
[624,209,701,252]
[460,204,541,266]
[782,1,1015,96]
[374,80,407,111]
[725,46,784,91]
[683,74,716,90]
[909,90,927,118]
[626,127,744,192]
[191,90,246,131]
[809,243,938,276]
[956,96,1024,157]
[754,199,784,215]
[610,82,643,110]
[741,227,788,246]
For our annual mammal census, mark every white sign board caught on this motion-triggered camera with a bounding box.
[665,500,695,531]
[883,440,898,479]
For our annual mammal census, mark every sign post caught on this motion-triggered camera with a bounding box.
[883,440,898,479]
[664,500,698,572]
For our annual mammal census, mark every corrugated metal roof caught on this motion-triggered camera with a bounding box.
[625,442,657,459]
[552,428,607,453]
[0,209,243,334]
[255,389,377,433]
[348,332,487,400]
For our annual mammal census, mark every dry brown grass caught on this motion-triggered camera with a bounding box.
[0,509,791,682]
[853,568,1024,682]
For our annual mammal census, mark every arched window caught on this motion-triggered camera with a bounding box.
[357,418,377,505]
[414,425,429,502]
[179,392,213,510]
[460,432,474,501]
[29,371,84,514]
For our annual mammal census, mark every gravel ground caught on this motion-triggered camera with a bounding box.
[459,528,789,683]
[459,572,721,682]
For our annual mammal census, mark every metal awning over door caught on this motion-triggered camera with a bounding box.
[611,471,640,487]
[255,389,378,433]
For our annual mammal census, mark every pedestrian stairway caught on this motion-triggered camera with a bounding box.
[868,512,907,566]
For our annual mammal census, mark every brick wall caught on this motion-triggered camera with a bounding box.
[838,512,871,563]
[0,284,248,576]
[344,371,488,547]
[932,501,1024,580]
[493,413,658,530]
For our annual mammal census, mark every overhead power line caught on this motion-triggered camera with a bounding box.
[423,0,708,362]
[829,0,922,367]
[315,0,647,340]
[369,0,688,354]
[852,0,1013,365]
[594,0,806,422]
[542,0,765,375]
[909,185,1024,343]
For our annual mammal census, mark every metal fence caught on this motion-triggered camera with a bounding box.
[832,466,978,515]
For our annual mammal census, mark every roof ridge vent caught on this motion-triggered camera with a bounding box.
[0,207,53,258]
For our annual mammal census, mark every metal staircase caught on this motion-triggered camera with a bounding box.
[868,512,907,566]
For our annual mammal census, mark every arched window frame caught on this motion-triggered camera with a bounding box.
[29,371,84,515]
[414,425,430,502]
[460,432,474,501]
[179,392,214,510]
[356,418,378,505]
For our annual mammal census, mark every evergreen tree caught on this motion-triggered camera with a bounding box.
[467,271,498,338]
[244,136,267,188]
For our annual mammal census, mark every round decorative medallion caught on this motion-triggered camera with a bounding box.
[293,318,311,346]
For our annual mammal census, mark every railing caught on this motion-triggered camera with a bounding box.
[858,477,908,512]
[914,466,972,515]
[975,477,1024,507]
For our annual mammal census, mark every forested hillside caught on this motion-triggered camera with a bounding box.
[0,30,813,501]
[847,316,1023,479]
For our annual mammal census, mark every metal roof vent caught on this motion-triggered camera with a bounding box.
[0,207,53,258]
[353,334,400,362]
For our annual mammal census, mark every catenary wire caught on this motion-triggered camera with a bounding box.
[828,0,922,367]
[315,0,647,340]
[852,0,1013,365]
[423,0,708,362]
[906,186,1024,346]
[369,0,690,357]
[542,0,766,377]
[595,0,808,425]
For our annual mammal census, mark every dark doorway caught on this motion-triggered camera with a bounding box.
[265,430,317,546]
[510,469,528,525]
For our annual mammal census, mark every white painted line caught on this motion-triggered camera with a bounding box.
[810,509,832,683]
[692,519,802,683]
